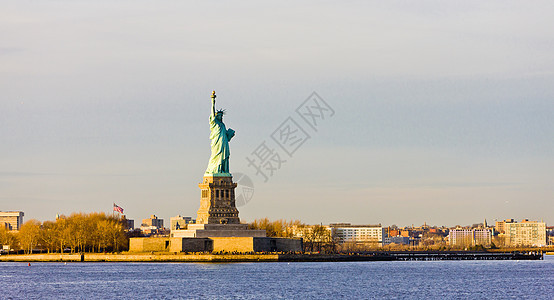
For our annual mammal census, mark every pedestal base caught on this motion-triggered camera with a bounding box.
[171,224,266,238]
[197,175,240,224]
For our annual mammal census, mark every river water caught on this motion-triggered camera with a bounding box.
[1,256,553,299]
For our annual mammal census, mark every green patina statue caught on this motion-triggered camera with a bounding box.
[205,91,235,175]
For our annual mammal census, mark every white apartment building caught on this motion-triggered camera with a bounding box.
[330,223,384,245]
[505,220,547,247]
[449,228,492,247]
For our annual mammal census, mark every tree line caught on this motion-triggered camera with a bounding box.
[0,212,128,254]
[248,218,336,252]
[247,218,503,253]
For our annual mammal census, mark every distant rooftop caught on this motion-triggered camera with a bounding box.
[329,223,381,228]
[0,211,24,215]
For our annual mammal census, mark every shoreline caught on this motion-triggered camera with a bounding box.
[0,251,545,263]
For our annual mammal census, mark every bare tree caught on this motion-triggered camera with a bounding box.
[18,220,41,254]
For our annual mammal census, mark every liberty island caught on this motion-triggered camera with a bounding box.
[128,91,302,253]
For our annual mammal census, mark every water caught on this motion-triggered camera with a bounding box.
[1,256,553,299]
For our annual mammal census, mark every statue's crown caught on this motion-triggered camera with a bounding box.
[216,109,226,115]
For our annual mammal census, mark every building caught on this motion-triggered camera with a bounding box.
[547,226,554,246]
[495,219,516,234]
[384,236,410,245]
[449,228,492,247]
[142,214,163,228]
[505,220,547,247]
[0,211,24,231]
[170,215,194,230]
[449,229,472,247]
[472,228,492,246]
[329,223,384,245]
[140,215,164,235]
[121,215,134,231]
[388,229,400,237]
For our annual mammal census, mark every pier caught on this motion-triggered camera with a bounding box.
[383,251,544,261]
[278,251,544,262]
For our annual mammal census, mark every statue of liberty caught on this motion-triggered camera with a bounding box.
[205,91,235,175]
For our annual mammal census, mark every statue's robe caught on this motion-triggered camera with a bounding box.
[205,113,235,174]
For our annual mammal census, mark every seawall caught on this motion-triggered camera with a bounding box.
[0,254,83,262]
[0,253,279,263]
[0,251,544,263]
[85,253,279,262]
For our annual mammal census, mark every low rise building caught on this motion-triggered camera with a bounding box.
[140,215,164,235]
[170,215,194,230]
[142,214,163,228]
[384,236,410,245]
[329,223,384,246]
[121,215,134,231]
[505,220,546,247]
[547,226,554,246]
[495,219,516,234]
[388,229,400,237]
[0,211,24,231]
[449,228,492,247]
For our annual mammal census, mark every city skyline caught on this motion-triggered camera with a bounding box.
[1,1,553,226]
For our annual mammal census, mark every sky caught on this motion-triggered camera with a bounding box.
[1,1,553,227]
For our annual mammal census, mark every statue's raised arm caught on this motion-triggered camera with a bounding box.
[211,90,217,117]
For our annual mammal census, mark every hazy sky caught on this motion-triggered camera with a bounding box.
[1,1,553,227]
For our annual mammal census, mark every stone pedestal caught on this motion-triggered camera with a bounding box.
[196,175,240,224]
[171,224,266,238]
[166,173,305,252]
[171,173,266,240]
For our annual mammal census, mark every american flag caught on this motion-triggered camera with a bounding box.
[113,203,124,214]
